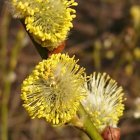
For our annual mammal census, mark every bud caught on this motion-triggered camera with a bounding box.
[48,42,65,57]
[101,126,120,140]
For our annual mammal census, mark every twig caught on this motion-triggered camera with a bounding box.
[20,19,49,59]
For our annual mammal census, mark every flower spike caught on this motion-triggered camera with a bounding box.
[82,72,125,131]
[21,53,86,125]
[10,0,78,50]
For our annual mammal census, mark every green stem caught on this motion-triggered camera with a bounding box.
[20,19,49,59]
[0,7,10,140]
[93,41,101,70]
[0,6,9,71]
[1,81,11,140]
[78,104,103,140]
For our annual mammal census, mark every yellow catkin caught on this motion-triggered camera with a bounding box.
[21,53,87,125]
[82,72,125,132]
[10,0,78,50]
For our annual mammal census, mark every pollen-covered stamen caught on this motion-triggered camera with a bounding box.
[10,0,40,17]
[21,53,86,125]
[82,72,125,132]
